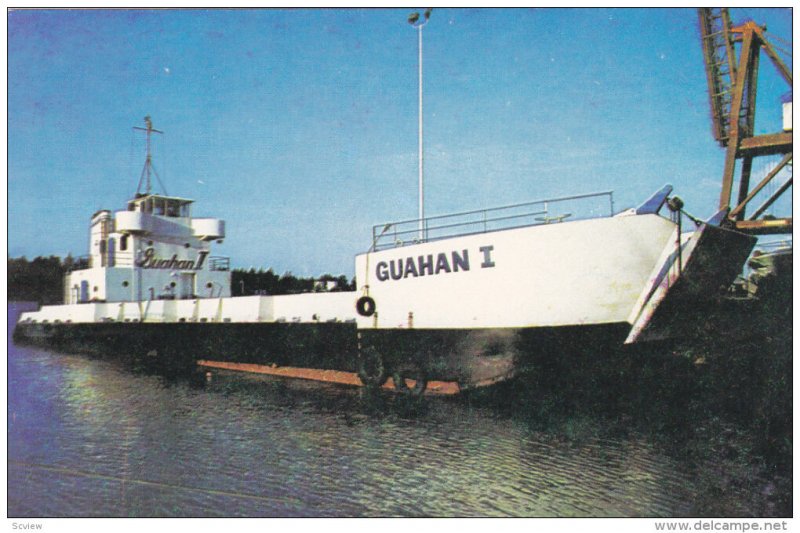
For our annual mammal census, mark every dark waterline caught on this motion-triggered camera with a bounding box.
[7,302,785,517]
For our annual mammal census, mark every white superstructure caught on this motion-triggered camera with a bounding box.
[65,193,230,304]
[14,116,360,329]
[63,116,231,304]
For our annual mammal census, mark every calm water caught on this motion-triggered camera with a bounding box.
[7,302,777,517]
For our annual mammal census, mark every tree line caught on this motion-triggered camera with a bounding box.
[7,255,355,304]
[8,255,66,304]
[231,268,355,296]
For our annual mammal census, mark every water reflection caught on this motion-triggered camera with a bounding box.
[7,304,784,517]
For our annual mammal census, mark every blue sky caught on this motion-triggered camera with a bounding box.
[7,8,792,277]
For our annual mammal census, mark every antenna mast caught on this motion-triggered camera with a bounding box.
[133,115,166,196]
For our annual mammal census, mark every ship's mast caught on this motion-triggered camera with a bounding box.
[134,115,167,196]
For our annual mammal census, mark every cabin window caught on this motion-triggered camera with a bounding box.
[107,237,115,267]
[154,198,165,216]
[99,239,106,254]
[120,234,128,251]
[167,200,180,217]
[122,281,129,287]
[180,204,191,217]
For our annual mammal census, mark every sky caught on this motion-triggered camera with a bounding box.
[7,8,793,277]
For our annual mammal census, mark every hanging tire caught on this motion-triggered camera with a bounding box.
[357,346,388,388]
[356,296,376,317]
[392,366,428,397]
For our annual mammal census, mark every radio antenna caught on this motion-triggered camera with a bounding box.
[133,115,166,195]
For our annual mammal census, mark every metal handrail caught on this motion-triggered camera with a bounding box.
[371,190,614,251]
[209,256,230,271]
[386,210,549,242]
[111,255,135,267]
[65,255,92,272]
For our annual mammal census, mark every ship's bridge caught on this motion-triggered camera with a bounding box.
[127,193,194,218]
[115,193,225,241]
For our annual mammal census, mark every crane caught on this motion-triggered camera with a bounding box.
[698,8,792,235]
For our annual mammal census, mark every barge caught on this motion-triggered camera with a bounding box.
[13,118,758,395]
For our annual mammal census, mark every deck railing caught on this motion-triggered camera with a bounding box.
[371,190,615,251]
[65,255,92,272]
[209,256,230,271]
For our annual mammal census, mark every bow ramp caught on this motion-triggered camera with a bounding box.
[625,210,757,344]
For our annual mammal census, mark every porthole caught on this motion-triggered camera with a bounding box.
[170,282,176,288]
[122,281,129,287]
[184,243,191,248]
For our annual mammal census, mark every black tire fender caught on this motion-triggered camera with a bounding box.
[393,367,428,397]
[357,346,388,388]
[356,296,376,317]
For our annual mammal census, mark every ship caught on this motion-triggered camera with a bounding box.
[13,118,758,396]
[352,187,757,393]
[12,118,359,379]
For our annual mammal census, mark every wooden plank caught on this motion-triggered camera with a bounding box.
[196,359,461,395]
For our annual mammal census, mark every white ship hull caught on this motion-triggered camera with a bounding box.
[353,209,755,390]
[355,213,677,330]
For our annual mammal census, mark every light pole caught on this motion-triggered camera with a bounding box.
[408,8,431,241]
